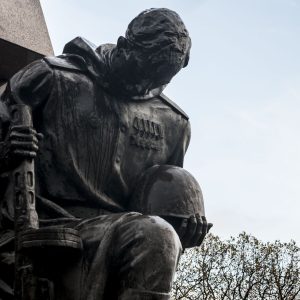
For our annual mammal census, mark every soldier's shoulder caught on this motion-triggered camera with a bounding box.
[43,54,87,73]
[8,58,54,93]
[158,93,189,120]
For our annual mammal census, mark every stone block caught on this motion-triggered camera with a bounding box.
[0,0,53,81]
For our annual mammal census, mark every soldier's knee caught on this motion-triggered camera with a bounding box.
[115,213,182,265]
[138,215,182,257]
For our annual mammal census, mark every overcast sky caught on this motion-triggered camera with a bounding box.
[40,0,300,243]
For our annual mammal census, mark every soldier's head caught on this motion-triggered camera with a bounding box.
[107,8,191,97]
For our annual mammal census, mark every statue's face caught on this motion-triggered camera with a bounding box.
[109,39,187,96]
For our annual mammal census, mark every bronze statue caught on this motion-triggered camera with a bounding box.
[0,8,212,300]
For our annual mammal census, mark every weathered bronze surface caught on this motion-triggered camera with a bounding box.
[0,8,212,300]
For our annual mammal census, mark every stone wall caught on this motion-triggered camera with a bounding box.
[0,0,53,82]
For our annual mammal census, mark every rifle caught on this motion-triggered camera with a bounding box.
[9,104,82,300]
[10,104,38,300]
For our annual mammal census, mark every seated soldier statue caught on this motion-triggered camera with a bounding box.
[0,8,212,300]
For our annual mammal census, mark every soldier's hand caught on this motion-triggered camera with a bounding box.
[8,125,43,159]
[177,214,213,249]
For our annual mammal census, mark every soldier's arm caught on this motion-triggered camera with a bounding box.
[166,117,213,249]
[0,59,53,170]
[3,59,54,111]
[167,119,191,167]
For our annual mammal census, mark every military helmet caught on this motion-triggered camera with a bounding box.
[130,165,205,218]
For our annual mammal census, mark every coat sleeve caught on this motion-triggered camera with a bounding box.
[2,59,54,111]
[0,60,54,229]
[0,59,54,175]
[167,119,191,167]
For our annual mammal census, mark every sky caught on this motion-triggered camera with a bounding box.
[40,0,300,243]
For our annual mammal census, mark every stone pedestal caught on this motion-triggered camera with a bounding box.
[0,0,53,83]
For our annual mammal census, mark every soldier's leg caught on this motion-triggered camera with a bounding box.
[107,214,182,300]
[53,213,181,300]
